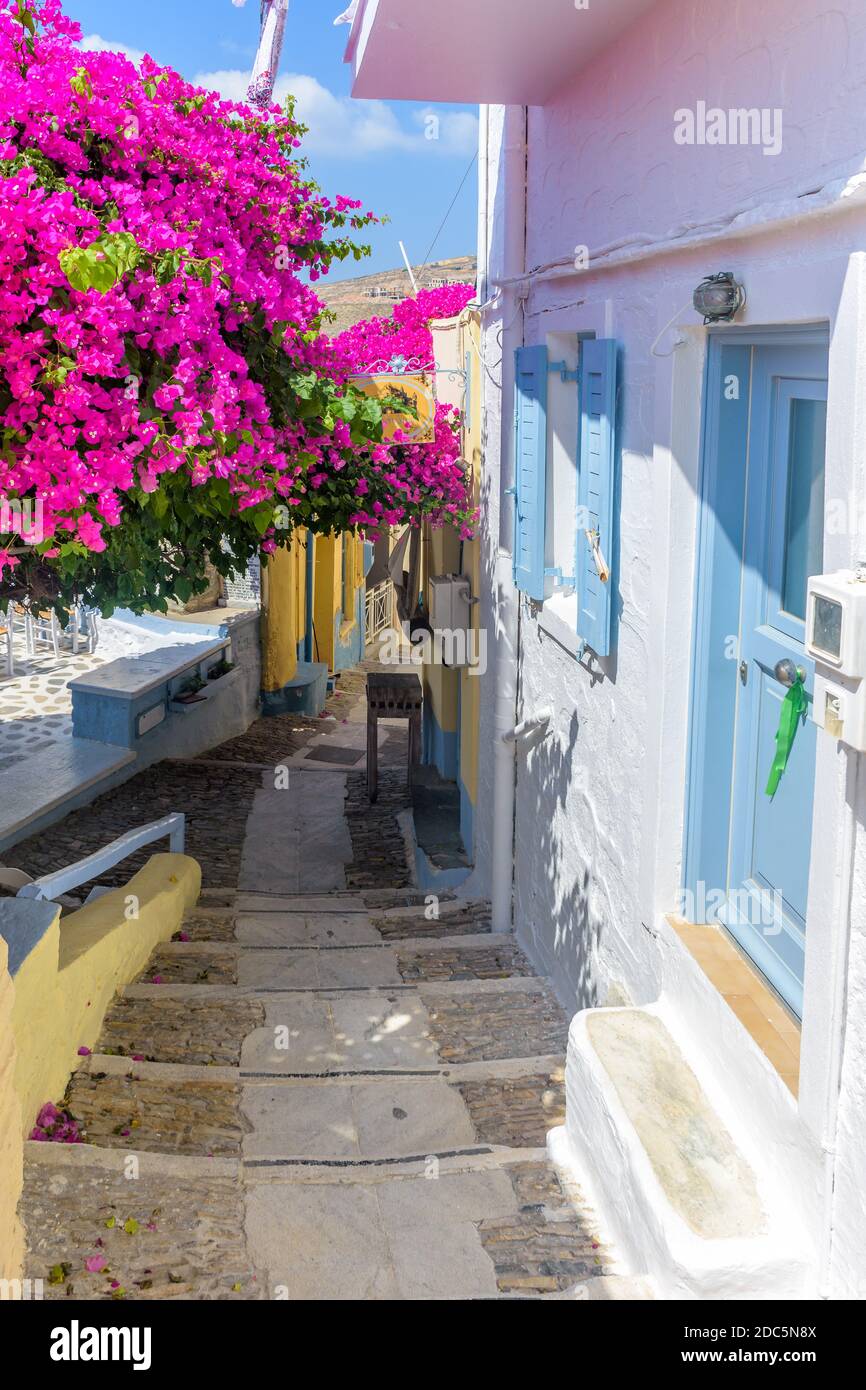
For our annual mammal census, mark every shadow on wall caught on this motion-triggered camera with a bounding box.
[513,705,607,1015]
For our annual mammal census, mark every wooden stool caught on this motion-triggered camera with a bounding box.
[366,672,423,803]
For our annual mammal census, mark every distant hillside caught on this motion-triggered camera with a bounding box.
[317,255,476,334]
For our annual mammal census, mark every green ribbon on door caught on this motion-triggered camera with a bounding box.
[765,674,808,798]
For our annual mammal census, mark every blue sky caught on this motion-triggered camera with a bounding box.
[64,0,478,282]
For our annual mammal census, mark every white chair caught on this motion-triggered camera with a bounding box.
[32,608,60,658]
[6,601,32,658]
[64,604,99,655]
[80,605,100,654]
[0,610,13,676]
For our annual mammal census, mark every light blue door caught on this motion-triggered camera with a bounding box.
[686,334,829,1019]
[720,345,828,1016]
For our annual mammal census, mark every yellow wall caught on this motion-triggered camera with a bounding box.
[261,537,305,693]
[313,533,340,671]
[11,853,200,1136]
[312,531,365,673]
[0,937,22,1281]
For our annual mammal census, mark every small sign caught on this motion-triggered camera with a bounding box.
[137,703,166,738]
[352,372,435,444]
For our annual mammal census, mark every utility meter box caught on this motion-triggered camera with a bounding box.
[429,575,474,641]
[805,569,866,751]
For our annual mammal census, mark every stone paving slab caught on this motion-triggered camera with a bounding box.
[237,946,402,991]
[236,912,381,947]
[327,990,439,1070]
[245,1182,398,1300]
[241,1077,477,1161]
[244,1167,518,1301]
[234,893,368,915]
[239,774,353,896]
[240,991,439,1074]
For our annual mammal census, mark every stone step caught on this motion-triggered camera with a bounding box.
[64,1067,249,1157]
[22,1144,261,1301]
[243,1158,611,1300]
[553,1006,811,1299]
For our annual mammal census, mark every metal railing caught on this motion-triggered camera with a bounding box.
[16,814,186,903]
[365,580,394,644]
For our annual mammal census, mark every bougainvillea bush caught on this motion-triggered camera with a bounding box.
[329,283,476,537]
[0,0,475,612]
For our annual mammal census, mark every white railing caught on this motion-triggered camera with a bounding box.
[365,580,394,644]
[16,813,186,903]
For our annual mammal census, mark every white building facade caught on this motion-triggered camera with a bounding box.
[344,0,866,1298]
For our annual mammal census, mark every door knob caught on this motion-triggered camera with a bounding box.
[774,658,805,687]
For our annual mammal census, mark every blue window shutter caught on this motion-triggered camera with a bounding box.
[577,338,618,656]
[513,345,548,600]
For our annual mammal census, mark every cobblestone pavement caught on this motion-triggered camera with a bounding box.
[17,653,640,1302]
[23,1162,262,1300]
[397,941,534,982]
[5,761,261,892]
[64,1071,249,1156]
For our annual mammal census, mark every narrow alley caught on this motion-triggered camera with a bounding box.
[15,668,638,1301]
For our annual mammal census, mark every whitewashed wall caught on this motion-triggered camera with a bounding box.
[474,0,866,1297]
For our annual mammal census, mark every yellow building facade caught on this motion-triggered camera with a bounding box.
[260,528,369,716]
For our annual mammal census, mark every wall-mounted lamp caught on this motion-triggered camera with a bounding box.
[693,271,746,324]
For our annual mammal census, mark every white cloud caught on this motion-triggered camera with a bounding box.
[79,33,147,67]
[191,68,478,158]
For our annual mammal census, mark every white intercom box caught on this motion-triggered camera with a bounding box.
[429,575,473,645]
[805,569,866,751]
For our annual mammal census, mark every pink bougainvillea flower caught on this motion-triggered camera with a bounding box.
[0,0,475,612]
[85,1255,108,1273]
[77,1046,91,1056]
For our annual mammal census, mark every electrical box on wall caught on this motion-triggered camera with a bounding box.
[805,568,866,751]
[429,575,474,655]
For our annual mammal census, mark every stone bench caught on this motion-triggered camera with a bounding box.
[551,1005,810,1298]
[0,740,136,854]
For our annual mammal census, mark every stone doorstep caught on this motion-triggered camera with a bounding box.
[241,1146,550,1185]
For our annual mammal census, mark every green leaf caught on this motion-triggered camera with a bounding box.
[70,67,93,101]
